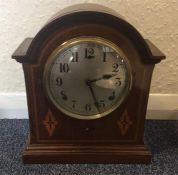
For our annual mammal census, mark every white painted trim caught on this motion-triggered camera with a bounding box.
[0,93,28,119]
[0,93,178,120]
[146,94,178,120]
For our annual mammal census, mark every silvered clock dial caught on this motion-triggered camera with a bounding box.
[44,37,132,119]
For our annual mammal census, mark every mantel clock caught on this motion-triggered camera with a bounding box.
[12,4,165,164]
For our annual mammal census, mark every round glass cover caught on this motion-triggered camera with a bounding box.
[43,37,132,119]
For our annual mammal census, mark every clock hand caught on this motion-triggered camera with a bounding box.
[86,80,101,113]
[90,74,117,83]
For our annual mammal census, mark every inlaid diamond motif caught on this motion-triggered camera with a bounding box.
[43,110,58,137]
[117,110,132,136]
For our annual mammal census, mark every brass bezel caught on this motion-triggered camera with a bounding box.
[43,37,132,120]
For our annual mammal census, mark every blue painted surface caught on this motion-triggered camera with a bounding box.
[0,120,178,175]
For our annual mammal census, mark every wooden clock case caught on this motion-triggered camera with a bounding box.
[12,4,165,164]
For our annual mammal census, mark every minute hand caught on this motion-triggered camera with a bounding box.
[90,74,117,83]
[86,80,101,113]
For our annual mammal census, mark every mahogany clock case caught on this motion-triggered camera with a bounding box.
[12,4,165,164]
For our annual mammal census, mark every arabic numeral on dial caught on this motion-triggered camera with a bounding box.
[60,90,68,100]
[108,91,116,101]
[56,77,63,86]
[95,100,105,108]
[103,52,106,62]
[85,48,95,59]
[60,63,70,73]
[85,104,91,112]
[115,77,121,86]
[71,52,78,62]
[72,100,76,108]
[112,63,119,72]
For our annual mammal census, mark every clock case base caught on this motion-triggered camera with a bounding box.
[23,140,151,164]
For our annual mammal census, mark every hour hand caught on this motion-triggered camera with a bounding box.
[102,74,117,79]
[90,74,117,83]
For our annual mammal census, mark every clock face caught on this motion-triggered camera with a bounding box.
[44,37,132,119]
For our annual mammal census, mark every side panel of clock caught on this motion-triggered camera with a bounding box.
[22,23,154,144]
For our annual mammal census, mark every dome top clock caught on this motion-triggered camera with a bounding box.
[12,3,165,164]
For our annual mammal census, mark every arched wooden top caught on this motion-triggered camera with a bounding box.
[12,4,165,64]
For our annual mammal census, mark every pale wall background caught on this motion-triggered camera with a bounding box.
[0,0,178,93]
